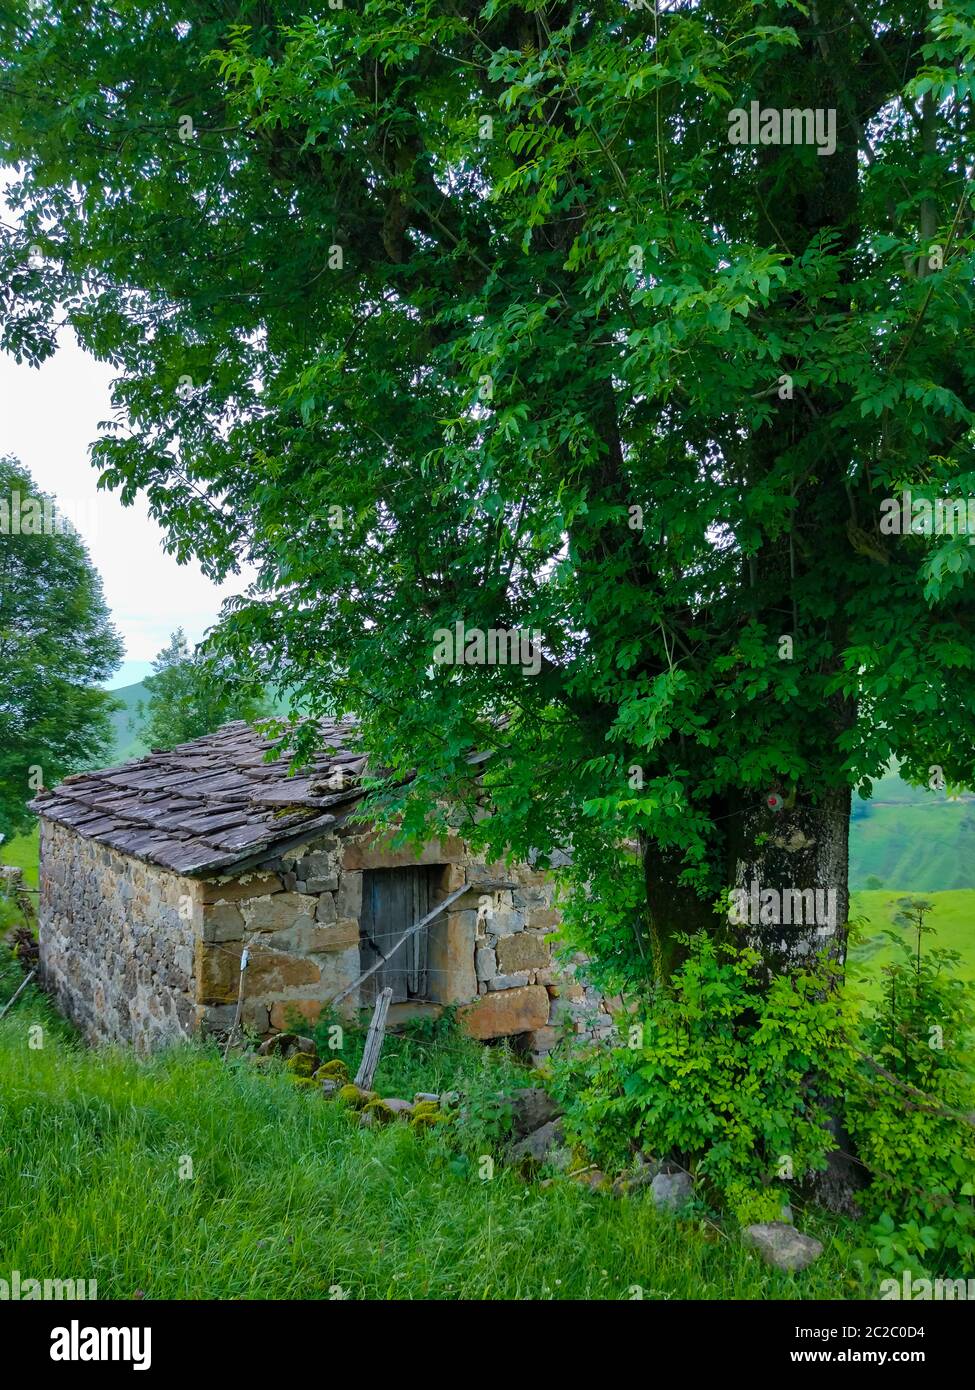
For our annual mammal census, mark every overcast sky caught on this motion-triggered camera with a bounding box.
[0,330,245,690]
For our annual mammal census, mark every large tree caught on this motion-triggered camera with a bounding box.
[0,455,122,841]
[1,2,973,990]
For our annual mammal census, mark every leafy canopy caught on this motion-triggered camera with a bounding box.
[0,455,122,841]
[1,2,974,976]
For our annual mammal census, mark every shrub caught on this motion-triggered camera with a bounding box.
[550,933,854,1203]
[551,922,975,1278]
[844,899,975,1276]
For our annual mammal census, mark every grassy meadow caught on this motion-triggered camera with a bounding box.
[0,956,869,1301]
[1,794,971,1301]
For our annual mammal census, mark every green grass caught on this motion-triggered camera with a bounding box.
[0,826,39,889]
[0,955,866,1301]
[848,889,975,1002]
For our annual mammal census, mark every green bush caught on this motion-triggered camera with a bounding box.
[551,934,852,1210]
[553,924,975,1277]
[844,899,975,1276]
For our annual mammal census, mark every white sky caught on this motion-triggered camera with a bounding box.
[1,169,244,689]
[0,331,245,689]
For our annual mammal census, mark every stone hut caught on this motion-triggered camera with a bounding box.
[30,719,613,1057]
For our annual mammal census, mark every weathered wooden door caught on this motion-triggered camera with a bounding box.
[359,867,432,1005]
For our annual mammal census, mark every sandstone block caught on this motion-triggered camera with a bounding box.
[241,891,318,932]
[427,909,477,1004]
[269,999,324,1031]
[459,984,551,1040]
[334,871,362,918]
[496,932,550,974]
[342,833,466,871]
[526,907,560,930]
[202,902,245,943]
[247,947,321,993]
[475,946,497,982]
[198,873,282,904]
[195,940,244,1005]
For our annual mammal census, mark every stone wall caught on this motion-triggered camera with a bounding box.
[40,816,616,1060]
[195,822,616,1060]
[193,830,359,1039]
[37,819,197,1053]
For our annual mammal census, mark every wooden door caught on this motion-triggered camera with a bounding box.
[359,867,432,1005]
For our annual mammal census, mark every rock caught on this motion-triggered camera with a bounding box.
[411,1100,441,1117]
[427,910,478,1003]
[334,872,363,919]
[458,984,551,1040]
[285,1052,316,1078]
[313,893,336,923]
[413,1092,440,1104]
[525,907,560,930]
[612,1160,661,1197]
[572,1168,608,1192]
[487,972,530,991]
[198,872,282,904]
[508,1087,562,1140]
[382,1098,414,1116]
[742,1222,823,1271]
[314,1058,350,1083]
[509,1118,570,1170]
[364,1096,413,1122]
[240,891,318,932]
[475,946,498,983]
[496,932,551,974]
[268,999,324,1031]
[245,947,321,993]
[337,1084,377,1109]
[201,903,244,943]
[650,1169,694,1212]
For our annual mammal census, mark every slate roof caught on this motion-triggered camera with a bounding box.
[30,718,368,878]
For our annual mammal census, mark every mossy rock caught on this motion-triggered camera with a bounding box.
[285,1052,316,1078]
[337,1084,377,1110]
[410,1111,447,1132]
[314,1058,350,1083]
[364,1097,413,1124]
[411,1100,441,1120]
[290,1076,318,1089]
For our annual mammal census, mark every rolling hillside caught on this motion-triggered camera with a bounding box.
[849,763,975,891]
[107,680,150,763]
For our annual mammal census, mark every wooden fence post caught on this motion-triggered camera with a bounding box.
[354,987,393,1090]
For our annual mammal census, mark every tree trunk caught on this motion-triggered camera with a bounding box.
[727,786,851,982]
[641,785,851,986]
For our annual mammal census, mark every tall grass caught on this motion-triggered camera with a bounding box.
[0,952,868,1301]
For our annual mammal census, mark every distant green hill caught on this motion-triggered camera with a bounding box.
[849,762,975,891]
[103,679,295,766]
[106,681,150,764]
